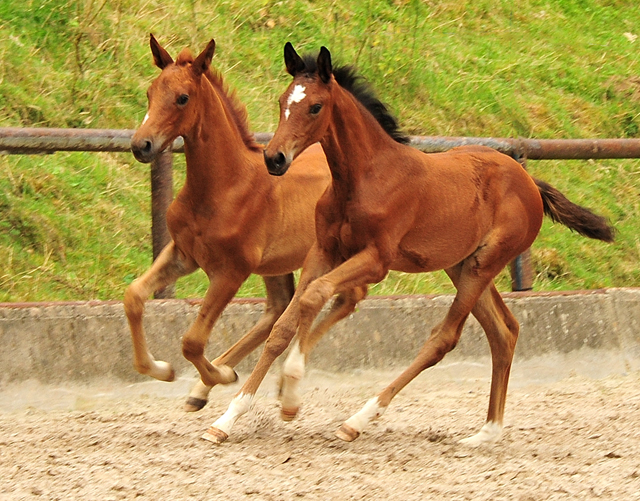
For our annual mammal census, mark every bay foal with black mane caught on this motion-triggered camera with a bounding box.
[204,43,614,445]
[126,36,363,412]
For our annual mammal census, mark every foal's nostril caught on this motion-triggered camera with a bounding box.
[264,149,290,176]
[274,152,286,168]
[131,138,155,163]
[264,149,287,176]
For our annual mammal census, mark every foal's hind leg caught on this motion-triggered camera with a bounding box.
[184,274,295,412]
[445,265,520,445]
[336,255,509,442]
[124,242,197,381]
[460,283,519,445]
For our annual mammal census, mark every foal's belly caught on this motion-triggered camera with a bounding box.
[392,250,465,274]
[392,230,483,273]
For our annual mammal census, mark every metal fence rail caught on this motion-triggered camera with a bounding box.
[3,127,640,159]
[3,127,639,295]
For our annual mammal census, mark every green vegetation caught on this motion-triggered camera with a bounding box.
[1,0,639,301]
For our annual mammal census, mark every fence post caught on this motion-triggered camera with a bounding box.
[508,150,535,291]
[150,149,175,299]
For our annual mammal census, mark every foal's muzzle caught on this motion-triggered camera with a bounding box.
[131,137,158,164]
[263,150,291,176]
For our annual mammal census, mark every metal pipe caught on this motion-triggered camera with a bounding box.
[0,127,184,154]
[3,127,640,160]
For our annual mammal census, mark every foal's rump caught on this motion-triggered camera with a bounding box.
[389,146,544,273]
[420,145,614,245]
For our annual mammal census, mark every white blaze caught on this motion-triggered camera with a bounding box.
[284,84,306,121]
[142,112,149,125]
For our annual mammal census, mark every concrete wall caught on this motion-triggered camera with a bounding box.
[1,288,639,385]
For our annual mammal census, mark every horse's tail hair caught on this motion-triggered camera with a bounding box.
[533,178,614,242]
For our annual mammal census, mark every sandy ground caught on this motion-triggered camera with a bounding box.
[1,361,639,501]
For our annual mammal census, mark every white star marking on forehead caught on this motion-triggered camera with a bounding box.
[284,84,306,121]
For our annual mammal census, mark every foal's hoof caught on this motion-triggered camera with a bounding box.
[184,397,208,413]
[201,427,228,445]
[280,406,299,422]
[335,423,360,442]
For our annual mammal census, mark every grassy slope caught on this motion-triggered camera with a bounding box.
[0,0,639,301]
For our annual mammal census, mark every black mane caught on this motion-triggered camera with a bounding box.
[301,54,409,145]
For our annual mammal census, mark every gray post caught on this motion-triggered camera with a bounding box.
[509,154,534,291]
[150,149,175,299]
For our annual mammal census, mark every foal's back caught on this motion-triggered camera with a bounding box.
[380,145,544,274]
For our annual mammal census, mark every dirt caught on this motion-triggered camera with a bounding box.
[1,364,639,500]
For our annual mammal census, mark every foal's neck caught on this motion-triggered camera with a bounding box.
[322,86,397,189]
[182,79,255,194]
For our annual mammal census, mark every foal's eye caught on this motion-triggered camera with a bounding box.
[309,103,322,115]
[176,94,189,106]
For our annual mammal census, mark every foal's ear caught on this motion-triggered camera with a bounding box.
[149,33,174,69]
[317,46,332,84]
[284,42,306,77]
[192,39,216,76]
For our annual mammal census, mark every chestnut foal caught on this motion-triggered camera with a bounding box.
[203,44,613,445]
[126,36,360,412]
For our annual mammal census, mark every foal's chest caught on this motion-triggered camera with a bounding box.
[332,211,370,259]
[320,194,380,258]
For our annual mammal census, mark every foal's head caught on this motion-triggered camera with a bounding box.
[263,43,333,176]
[131,34,215,163]
[264,43,408,176]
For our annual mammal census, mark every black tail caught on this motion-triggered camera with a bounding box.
[534,178,615,243]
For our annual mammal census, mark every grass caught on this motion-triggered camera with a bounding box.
[0,0,639,301]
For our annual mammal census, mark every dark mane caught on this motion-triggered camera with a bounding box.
[301,54,409,144]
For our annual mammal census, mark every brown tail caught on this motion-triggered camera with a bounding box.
[534,178,615,243]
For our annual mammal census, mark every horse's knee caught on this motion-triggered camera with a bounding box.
[300,280,333,317]
[263,326,295,360]
[354,285,368,303]
[182,337,205,362]
[498,319,519,363]
[427,326,461,361]
[124,282,144,319]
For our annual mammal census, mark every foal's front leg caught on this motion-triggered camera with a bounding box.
[180,271,248,387]
[202,243,333,444]
[184,274,295,412]
[279,247,385,421]
[124,242,197,381]
[279,285,367,420]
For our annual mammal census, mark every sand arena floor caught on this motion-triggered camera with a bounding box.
[1,361,639,500]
